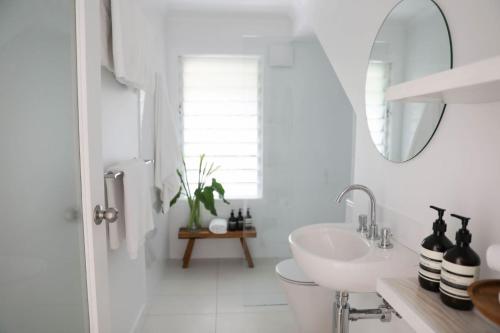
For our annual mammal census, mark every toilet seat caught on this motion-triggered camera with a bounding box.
[276,259,317,286]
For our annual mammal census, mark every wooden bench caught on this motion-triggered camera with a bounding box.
[178,227,257,269]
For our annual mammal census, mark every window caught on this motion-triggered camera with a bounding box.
[365,61,391,155]
[181,56,262,199]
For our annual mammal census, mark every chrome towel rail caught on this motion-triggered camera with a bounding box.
[105,159,154,179]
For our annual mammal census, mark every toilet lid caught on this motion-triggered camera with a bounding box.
[276,259,316,286]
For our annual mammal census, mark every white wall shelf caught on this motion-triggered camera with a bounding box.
[385,55,500,104]
[377,277,499,333]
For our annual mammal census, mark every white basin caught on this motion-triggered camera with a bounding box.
[289,223,418,292]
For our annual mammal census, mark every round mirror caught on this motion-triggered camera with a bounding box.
[365,0,452,162]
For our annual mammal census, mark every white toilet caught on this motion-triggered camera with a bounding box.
[276,259,334,333]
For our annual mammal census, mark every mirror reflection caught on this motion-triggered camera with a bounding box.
[365,0,452,162]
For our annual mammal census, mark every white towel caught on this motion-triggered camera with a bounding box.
[147,74,180,213]
[104,175,126,250]
[110,0,147,89]
[108,159,154,259]
[209,218,228,234]
[487,244,500,272]
[100,0,114,71]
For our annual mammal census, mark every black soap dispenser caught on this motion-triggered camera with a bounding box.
[440,214,481,311]
[236,209,244,231]
[244,208,253,230]
[228,210,237,231]
[418,206,454,292]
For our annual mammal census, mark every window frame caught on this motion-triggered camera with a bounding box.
[179,54,264,200]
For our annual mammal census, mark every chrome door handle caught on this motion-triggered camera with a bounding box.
[93,205,118,225]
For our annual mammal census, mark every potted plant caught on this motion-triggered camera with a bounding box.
[169,154,229,230]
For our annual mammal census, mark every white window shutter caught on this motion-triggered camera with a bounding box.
[182,56,263,199]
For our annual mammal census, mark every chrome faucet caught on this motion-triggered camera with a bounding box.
[336,184,379,240]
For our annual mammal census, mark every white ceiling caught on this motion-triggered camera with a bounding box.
[141,0,313,38]
[164,0,295,15]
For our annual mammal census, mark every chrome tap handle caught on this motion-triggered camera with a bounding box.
[357,215,368,234]
[378,227,393,249]
[368,224,380,241]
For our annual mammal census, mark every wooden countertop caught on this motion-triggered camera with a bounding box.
[377,277,499,333]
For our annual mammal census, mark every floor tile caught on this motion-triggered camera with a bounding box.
[144,258,299,333]
[217,258,284,294]
[217,292,288,313]
[141,314,216,333]
[216,312,299,333]
[147,294,216,315]
[156,278,217,296]
[217,258,282,273]
[163,259,218,280]
[156,260,218,296]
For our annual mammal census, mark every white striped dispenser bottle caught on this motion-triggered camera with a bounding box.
[418,206,453,292]
[440,214,480,310]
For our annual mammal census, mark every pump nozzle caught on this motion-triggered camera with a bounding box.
[430,205,447,233]
[430,205,445,218]
[451,213,472,246]
[451,214,470,229]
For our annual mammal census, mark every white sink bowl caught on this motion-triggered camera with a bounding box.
[289,223,417,292]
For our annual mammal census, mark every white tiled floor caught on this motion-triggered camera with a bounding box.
[140,258,299,333]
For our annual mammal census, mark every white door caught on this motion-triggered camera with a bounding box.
[75,0,112,332]
[0,0,111,332]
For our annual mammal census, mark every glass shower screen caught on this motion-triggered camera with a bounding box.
[0,0,89,332]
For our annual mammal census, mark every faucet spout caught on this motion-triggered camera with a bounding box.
[336,184,379,240]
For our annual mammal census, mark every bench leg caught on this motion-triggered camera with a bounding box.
[240,238,254,268]
[182,239,195,269]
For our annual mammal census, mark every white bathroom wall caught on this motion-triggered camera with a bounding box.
[138,5,172,301]
[101,69,146,333]
[164,14,354,259]
[100,5,169,333]
[303,0,500,278]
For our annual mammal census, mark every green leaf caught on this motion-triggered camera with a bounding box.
[202,160,208,177]
[198,154,205,186]
[211,178,230,205]
[208,165,220,176]
[199,154,205,169]
[177,168,191,199]
[211,178,224,196]
[197,186,217,216]
[206,162,214,176]
[169,186,183,207]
